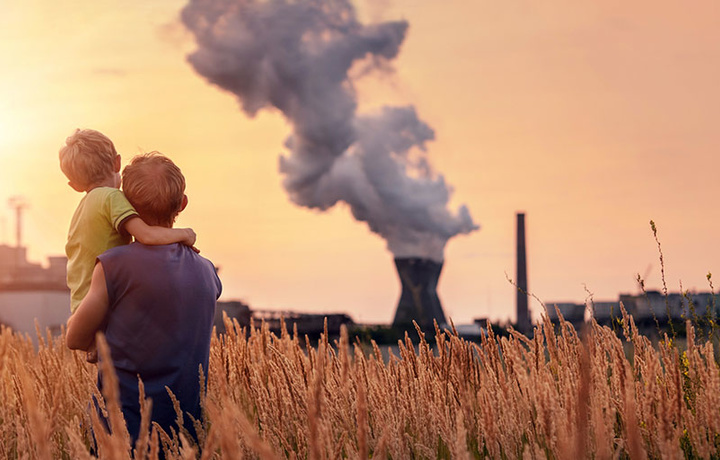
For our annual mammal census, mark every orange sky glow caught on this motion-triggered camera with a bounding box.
[2,0,720,325]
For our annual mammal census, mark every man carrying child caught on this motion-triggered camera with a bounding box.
[59,129,197,315]
[66,152,221,449]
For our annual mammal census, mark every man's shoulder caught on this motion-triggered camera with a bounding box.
[101,243,216,266]
[100,243,220,288]
[184,247,219,272]
[99,241,138,259]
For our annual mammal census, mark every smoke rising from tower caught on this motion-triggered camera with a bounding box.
[181,0,478,261]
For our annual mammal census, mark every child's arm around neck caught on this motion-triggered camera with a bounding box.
[123,217,197,248]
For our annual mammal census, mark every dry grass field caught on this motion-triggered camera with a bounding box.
[1,307,719,459]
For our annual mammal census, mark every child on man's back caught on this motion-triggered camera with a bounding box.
[59,129,196,345]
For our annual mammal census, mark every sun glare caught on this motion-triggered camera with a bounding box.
[0,100,28,155]
[0,106,13,153]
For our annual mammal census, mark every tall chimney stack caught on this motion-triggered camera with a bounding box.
[516,212,530,333]
[8,196,27,249]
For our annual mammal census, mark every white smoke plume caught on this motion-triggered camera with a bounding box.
[182,0,478,262]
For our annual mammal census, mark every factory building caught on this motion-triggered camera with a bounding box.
[0,244,70,341]
[545,291,720,330]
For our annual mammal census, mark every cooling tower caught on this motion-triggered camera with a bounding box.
[392,257,446,331]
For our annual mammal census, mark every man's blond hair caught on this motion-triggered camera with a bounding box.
[58,129,118,190]
[122,152,186,227]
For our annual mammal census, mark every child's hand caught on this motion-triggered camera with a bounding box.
[181,228,197,247]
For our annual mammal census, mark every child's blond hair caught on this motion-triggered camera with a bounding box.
[122,152,186,227]
[58,129,118,191]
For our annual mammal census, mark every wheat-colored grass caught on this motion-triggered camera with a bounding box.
[1,306,719,458]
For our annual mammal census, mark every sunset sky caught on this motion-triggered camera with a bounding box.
[2,0,720,325]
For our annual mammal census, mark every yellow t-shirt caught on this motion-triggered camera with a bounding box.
[66,187,138,313]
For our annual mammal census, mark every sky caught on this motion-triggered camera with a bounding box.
[1,0,720,325]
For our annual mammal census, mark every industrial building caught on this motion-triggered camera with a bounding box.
[0,243,70,340]
[545,291,720,330]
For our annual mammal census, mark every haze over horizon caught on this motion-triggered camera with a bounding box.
[1,0,719,325]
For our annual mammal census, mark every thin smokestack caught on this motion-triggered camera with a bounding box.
[516,212,530,333]
[181,0,478,261]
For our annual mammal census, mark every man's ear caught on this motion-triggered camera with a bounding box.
[179,194,188,212]
[113,155,121,173]
[68,181,85,192]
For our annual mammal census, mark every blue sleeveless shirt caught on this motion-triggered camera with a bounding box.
[97,242,221,444]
